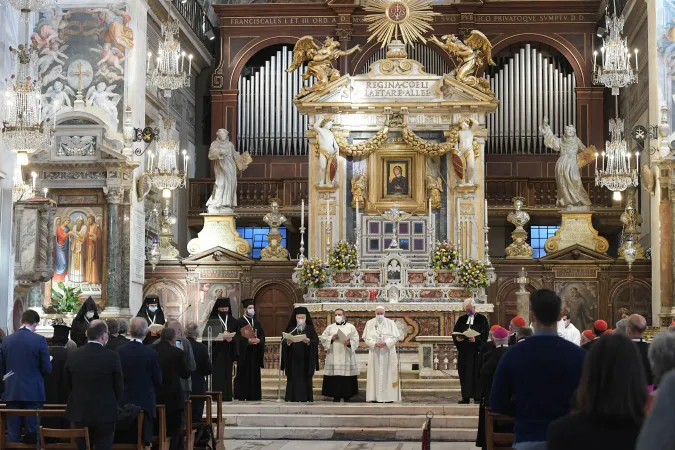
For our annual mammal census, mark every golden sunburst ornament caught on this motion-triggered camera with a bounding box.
[364,0,439,48]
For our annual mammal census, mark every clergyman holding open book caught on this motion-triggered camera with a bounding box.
[281,307,319,402]
[453,298,490,404]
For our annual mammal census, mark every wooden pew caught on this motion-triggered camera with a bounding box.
[152,405,170,450]
[39,426,90,450]
[485,410,515,450]
[180,400,196,450]
[204,391,223,446]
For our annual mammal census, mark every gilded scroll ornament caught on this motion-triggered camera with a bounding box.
[287,36,361,97]
[430,31,495,97]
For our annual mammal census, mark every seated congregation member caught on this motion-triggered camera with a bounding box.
[185,322,212,422]
[626,314,654,389]
[452,299,489,404]
[202,297,240,401]
[234,299,265,401]
[636,370,675,450]
[491,289,585,450]
[281,307,319,402]
[320,309,359,402]
[508,316,526,346]
[516,326,532,342]
[582,320,607,352]
[0,310,51,443]
[70,297,99,347]
[65,320,123,450]
[580,329,594,349]
[154,327,191,450]
[547,333,647,450]
[363,306,401,403]
[476,327,510,450]
[136,295,166,345]
[117,317,161,446]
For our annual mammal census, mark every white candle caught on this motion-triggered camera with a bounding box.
[181,52,185,73]
[428,198,432,223]
[43,188,48,198]
[301,199,305,229]
[31,171,36,190]
[355,199,360,229]
[635,49,638,70]
[189,55,193,76]
[636,151,640,169]
[593,51,597,71]
[601,152,605,170]
[484,199,488,227]
[326,199,330,227]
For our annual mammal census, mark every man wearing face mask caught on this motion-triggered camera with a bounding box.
[202,297,241,401]
[0,310,52,444]
[135,295,166,345]
[70,297,99,347]
[363,306,402,403]
[320,309,359,402]
[453,298,490,404]
[65,320,123,450]
[281,307,319,402]
[234,298,265,401]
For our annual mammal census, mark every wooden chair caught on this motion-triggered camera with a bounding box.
[151,405,170,450]
[179,400,197,450]
[111,410,145,450]
[485,410,515,450]
[39,426,91,450]
[0,408,68,449]
[204,391,223,446]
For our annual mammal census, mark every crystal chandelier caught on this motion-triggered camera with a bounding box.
[1,45,50,163]
[593,10,638,95]
[147,15,192,97]
[2,0,54,18]
[595,117,638,196]
[145,116,188,198]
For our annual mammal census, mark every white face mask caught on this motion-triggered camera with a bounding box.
[335,315,343,324]
[247,308,255,316]
[148,306,158,313]
[85,311,95,319]
[376,314,385,322]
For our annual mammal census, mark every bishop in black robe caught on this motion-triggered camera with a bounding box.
[202,297,241,401]
[281,307,319,403]
[452,299,489,403]
[135,295,166,345]
[70,297,99,347]
[233,298,265,401]
[44,324,71,429]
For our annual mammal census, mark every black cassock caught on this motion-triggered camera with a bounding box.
[281,327,319,402]
[43,346,70,428]
[136,307,166,345]
[233,316,265,401]
[476,345,510,450]
[452,313,489,401]
[202,316,241,401]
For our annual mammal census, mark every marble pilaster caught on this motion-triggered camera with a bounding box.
[104,188,124,315]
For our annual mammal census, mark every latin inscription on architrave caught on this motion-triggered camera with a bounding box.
[558,219,598,250]
[553,268,598,279]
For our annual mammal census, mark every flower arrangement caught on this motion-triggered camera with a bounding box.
[297,258,328,289]
[430,241,460,271]
[457,258,489,290]
[329,240,358,271]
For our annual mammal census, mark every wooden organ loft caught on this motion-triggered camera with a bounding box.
[179,0,651,333]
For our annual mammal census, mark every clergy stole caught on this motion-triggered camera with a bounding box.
[281,326,319,402]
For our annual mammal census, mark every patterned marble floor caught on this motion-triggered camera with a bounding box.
[224,441,477,450]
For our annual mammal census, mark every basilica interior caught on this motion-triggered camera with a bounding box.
[0,0,671,444]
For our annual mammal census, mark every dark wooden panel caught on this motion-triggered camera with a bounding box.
[486,161,513,177]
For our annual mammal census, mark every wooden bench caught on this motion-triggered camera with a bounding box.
[40,426,91,450]
[152,405,170,450]
[204,391,223,447]
[485,410,515,450]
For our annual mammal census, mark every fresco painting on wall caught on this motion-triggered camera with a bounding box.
[53,207,105,298]
[554,281,597,332]
[199,283,241,325]
[35,5,133,131]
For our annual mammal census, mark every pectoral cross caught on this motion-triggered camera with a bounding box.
[68,62,92,94]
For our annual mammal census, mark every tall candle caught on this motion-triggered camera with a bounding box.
[31,171,36,190]
[301,199,305,229]
[326,199,330,228]
[636,151,640,169]
[484,199,488,227]
[635,49,638,70]
[188,55,193,76]
[428,198,432,223]
[355,199,360,229]
[601,152,605,170]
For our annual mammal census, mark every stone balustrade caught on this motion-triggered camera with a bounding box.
[416,336,457,377]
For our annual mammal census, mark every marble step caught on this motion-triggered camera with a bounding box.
[260,386,462,402]
[260,378,460,389]
[219,402,478,416]
[222,426,476,441]
[226,413,477,428]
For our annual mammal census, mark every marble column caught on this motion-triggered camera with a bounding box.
[104,188,124,316]
[119,201,131,316]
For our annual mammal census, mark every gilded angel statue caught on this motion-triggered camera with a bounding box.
[430,30,495,96]
[287,36,361,96]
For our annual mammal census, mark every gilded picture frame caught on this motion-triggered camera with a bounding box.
[367,144,426,214]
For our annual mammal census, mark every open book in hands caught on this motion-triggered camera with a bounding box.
[216,332,236,340]
[337,328,352,342]
[452,329,481,338]
[282,333,307,343]
[148,324,164,334]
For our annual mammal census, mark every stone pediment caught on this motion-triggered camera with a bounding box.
[538,244,615,263]
[181,246,254,265]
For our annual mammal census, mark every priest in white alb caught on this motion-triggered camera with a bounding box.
[320,308,360,402]
[363,306,402,403]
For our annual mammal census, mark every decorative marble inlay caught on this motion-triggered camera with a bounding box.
[57,136,96,156]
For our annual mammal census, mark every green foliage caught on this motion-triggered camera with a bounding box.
[51,282,82,314]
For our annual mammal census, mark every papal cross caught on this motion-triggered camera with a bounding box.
[68,62,92,93]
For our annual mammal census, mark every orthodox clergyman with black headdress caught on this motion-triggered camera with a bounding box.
[281,306,319,402]
[234,298,265,401]
[202,297,241,401]
[136,295,166,345]
[70,297,99,347]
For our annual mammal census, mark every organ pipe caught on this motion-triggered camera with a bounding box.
[237,46,310,156]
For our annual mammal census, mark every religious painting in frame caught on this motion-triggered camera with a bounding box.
[554,281,598,332]
[367,144,425,214]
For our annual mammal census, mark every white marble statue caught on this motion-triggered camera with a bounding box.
[206,129,239,213]
[313,118,339,186]
[42,81,74,119]
[457,118,477,185]
[539,118,592,209]
[85,82,120,127]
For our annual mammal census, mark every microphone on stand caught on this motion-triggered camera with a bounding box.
[176,304,193,324]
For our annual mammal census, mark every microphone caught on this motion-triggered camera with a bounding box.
[176,304,192,323]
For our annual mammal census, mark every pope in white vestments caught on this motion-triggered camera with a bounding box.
[320,310,360,401]
[363,306,402,403]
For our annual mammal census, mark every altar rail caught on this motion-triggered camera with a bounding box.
[485,177,625,209]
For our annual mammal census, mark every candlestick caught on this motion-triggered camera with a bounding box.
[484,199,488,227]
[301,199,305,229]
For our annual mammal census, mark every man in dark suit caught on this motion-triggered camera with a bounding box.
[105,318,122,350]
[0,310,52,443]
[627,314,654,388]
[117,317,161,445]
[117,319,130,347]
[65,320,123,450]
[185,323,212,423]
[155,327,191,450]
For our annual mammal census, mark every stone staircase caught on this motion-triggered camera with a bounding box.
[221,402,479,441]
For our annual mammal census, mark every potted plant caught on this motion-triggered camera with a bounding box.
[431,241,460,284]
[51,282,82,317]
[329,240,358,283]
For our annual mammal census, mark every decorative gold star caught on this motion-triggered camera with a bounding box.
[364,0,439,48]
